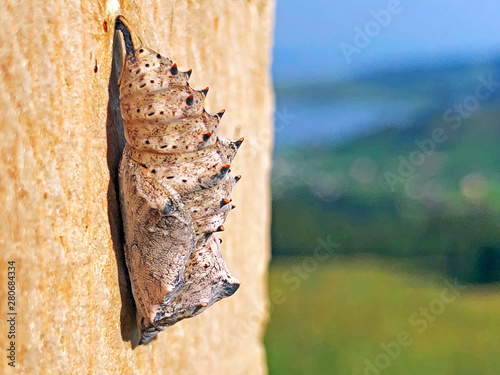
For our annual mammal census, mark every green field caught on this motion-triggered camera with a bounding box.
[265,257,500,375]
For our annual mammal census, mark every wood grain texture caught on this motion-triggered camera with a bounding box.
[0,0,274,373]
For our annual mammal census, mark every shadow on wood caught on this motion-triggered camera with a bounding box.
[106,24,138,346]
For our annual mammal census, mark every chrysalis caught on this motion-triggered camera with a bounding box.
[115,16,242,345]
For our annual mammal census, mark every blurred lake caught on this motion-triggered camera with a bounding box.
[274,60,500,150]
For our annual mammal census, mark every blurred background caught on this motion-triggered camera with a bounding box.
[264,1,500,374]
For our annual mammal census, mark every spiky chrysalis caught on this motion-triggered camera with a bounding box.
[115,16,242,345]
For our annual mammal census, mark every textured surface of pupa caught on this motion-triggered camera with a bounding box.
[115,16,242,345]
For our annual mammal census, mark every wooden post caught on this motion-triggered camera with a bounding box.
[0,1,273,373]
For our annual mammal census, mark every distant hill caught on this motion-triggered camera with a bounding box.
[272,61,500,282]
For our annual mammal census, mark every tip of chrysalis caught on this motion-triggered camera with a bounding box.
[138,328,159,345]
[223,279,240,297]
[115,16,146,58]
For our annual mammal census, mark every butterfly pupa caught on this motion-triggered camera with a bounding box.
[115,16,242,345]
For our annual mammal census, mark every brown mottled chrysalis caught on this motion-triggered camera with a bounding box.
[115,16,242,345]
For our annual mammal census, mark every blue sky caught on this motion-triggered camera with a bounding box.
[273,0,500,83]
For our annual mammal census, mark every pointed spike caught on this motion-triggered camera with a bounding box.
[235,175,242,182]
[186,94,194,106]
[203,132,212,142]
[219,238,223,244]
[201,87,209,96]
[186,69,192,78]
[231,204,236,210]
[170,63,178,75]
[217,109,225,119]
[218,164,230,177]
[200,301,208,307]
[235,137,244,148]
[220,198,230,208]
[217,225,225,232]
